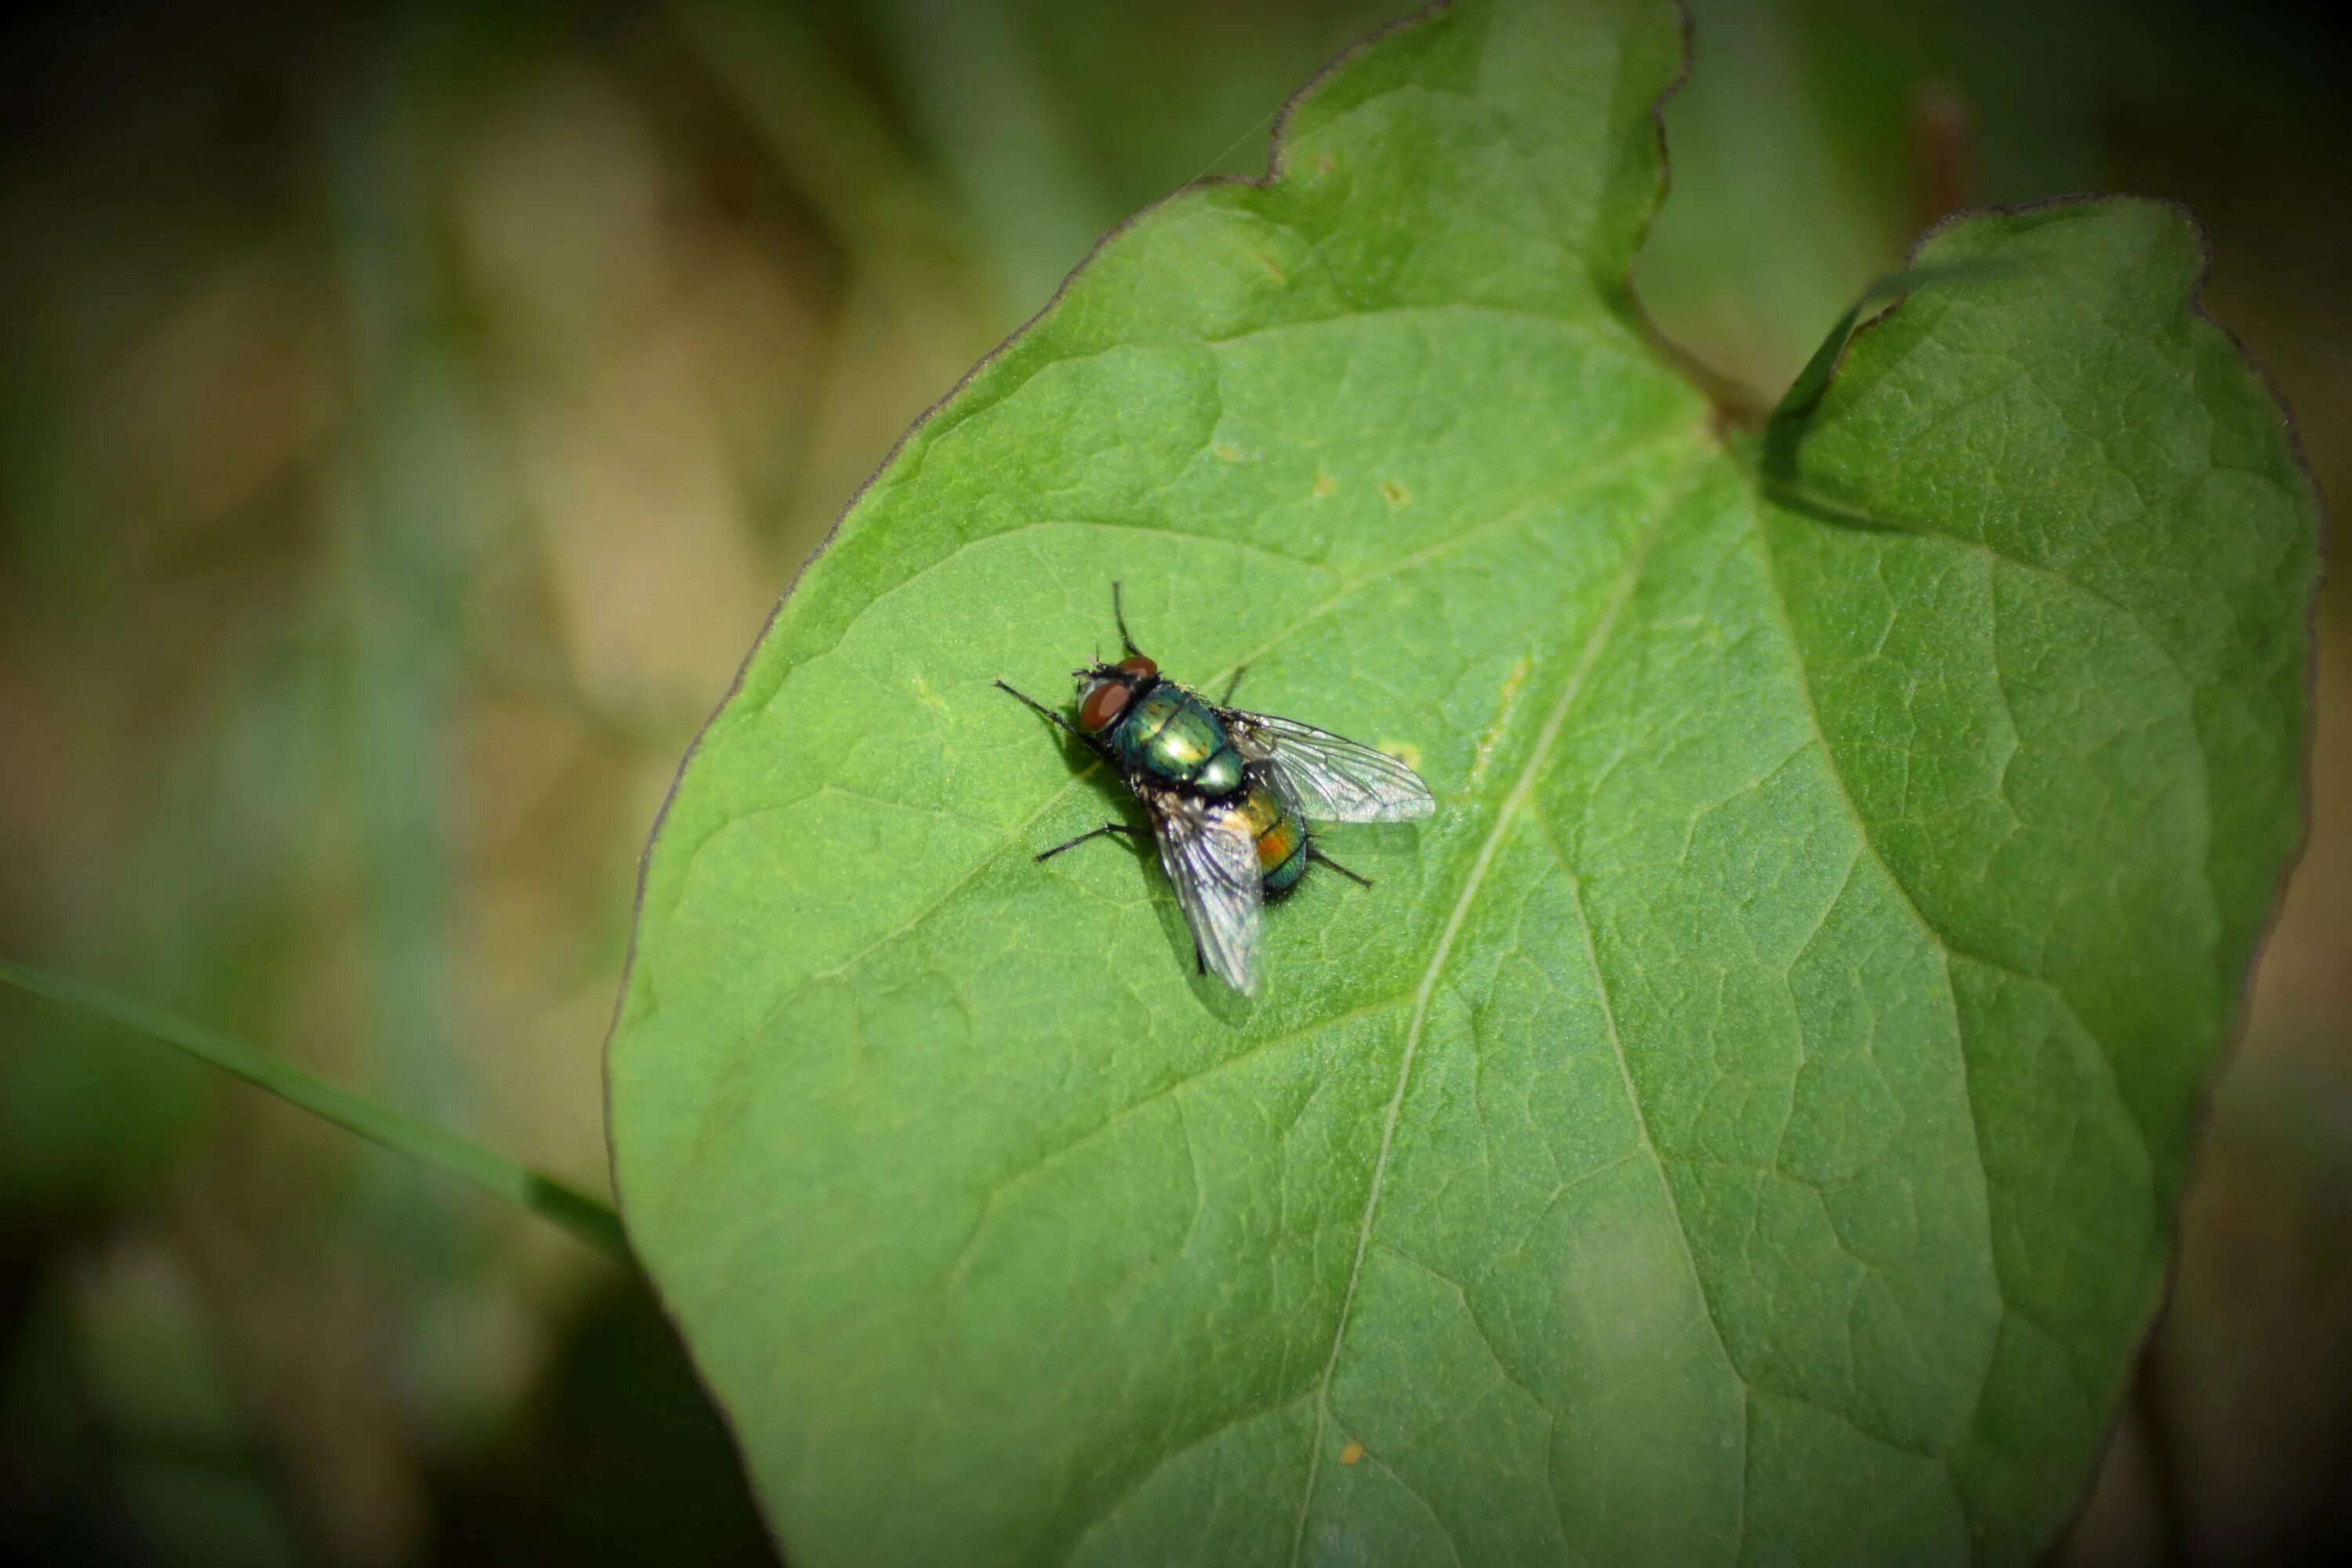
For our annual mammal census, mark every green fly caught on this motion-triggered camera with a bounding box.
[996,584,1436,995]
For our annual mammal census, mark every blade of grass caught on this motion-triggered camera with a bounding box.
[325,58,470,1136]
[0,957,630,1261]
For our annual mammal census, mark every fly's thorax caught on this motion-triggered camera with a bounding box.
[1115,682,1244,796]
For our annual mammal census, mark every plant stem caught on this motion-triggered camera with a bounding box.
[0,957,630,1261]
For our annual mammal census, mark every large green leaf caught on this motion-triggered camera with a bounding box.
[605,1,2318,1562]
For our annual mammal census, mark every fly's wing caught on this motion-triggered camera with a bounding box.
[1226,712,1436,824]
[1148,791,1265,995]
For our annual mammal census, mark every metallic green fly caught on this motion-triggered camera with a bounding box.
[996,584,1436,995]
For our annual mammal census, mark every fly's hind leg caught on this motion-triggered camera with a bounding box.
[1036,821,1145,863]
[1308,844,1373,888]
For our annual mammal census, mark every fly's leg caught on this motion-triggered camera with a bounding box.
[996,680,1112,763]
[1111,581,1143,659]
[1035,821,1146,864]
[1308,845,1373,888]
[995,677,1080,736]
[1215,665,1248,705]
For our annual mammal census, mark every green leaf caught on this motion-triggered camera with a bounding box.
[605,1,2318,1562]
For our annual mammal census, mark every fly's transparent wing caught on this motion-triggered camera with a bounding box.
[1227,712,1436,823]
[1149,793,1265,995]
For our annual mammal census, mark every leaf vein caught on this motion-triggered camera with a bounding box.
[1286,492,1666,1566]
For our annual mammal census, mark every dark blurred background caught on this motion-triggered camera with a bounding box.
[1,2,2345,1563]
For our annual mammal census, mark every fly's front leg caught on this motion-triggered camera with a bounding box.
[995,677,1078,735]
[1215,665,1248,705]
[1111,581,1144,659]
[996,679,1112,763]
[1035,821,1145,863]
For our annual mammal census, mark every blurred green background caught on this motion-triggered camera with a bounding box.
[2,1,2345,1563]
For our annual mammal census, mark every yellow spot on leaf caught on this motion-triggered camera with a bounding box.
[1340,1442,1365,1465]
[1467,657,1530,787]
[1313,474,1336,499]
[1381,480,1407,505]
[1213,441,1244,462]
[911,673,953,718]
[1497,655,1531,708]
[1383,741,1422,772]
[1258,255,1287,284]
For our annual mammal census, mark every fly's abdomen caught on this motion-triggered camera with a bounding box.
[1116,684,1244,796]
[1228,775,1308,896]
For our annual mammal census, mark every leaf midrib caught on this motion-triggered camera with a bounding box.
[1284,471,1684,1566]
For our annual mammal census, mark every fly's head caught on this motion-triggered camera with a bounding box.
[1073,654,1157,734]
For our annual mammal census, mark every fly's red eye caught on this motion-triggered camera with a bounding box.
[1079,679,1131,732]
[1117,655,1157,680]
